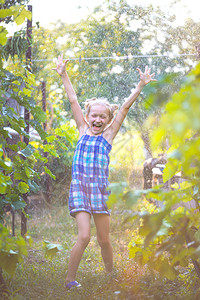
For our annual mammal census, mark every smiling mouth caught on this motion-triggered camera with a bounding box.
[93,123,102,128]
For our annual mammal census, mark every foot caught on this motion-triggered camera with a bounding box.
[66,280,82,290]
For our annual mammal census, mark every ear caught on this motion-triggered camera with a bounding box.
[86,114,89,122]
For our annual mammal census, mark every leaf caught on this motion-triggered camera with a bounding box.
[13,6,32,25]
[151,127,166,149]
[129,244,142,259]
[140,209,169,246]
[0,159,12,171]
[46,135,56,143]
[107,193,117,208]
[33,152,48,163]
[108,182,128,196]
[123,190,142,208]
[179,181,194,190]
[25,167,31,178]
[43,241,63,259]
[171,248,196,266]
[32,106,46,123]
[18,144,35,157]
[56,140,68,151]
[0,174,12,194]
[7,144,18,152]
[106,182,128,208]
[0,251,19,276]
[18,182,29,194]
[157,258,177,280]
[43,144,59,157]
[28,180,40,193]
[194,228,200,242]
[0,26,8,45]
[0,185,6,194]
[11,198,26,211]
[0,8,13,18]
[162,161,179,183]
[44,166,56,180]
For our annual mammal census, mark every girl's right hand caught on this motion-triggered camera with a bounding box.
[52,54,69,76]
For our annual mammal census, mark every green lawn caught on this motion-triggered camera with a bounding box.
[3,205,199,299]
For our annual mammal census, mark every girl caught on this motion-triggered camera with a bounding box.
[53,55,156,289]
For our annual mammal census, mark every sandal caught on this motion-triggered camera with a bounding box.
[66,281,82,290]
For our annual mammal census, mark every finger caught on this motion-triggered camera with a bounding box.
[150,73,157,81]
[136,67,142,74]
[145,66,150,74]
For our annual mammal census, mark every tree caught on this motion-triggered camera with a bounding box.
[0,0,29,24]
[122,62,200,280]
[0,1,64,292]
[29,0,199,159]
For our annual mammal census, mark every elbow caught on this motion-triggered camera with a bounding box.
[121,104,130,114]
[69,96,78,104]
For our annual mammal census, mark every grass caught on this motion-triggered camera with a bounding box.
[3,204,200,299]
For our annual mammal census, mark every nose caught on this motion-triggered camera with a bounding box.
[96,116,101,122]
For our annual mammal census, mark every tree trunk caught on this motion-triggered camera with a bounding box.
[21,5,32,237]
[141,130,152,160]
[42,81,51,204]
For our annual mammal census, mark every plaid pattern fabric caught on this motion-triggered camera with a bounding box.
[69,130,112,217]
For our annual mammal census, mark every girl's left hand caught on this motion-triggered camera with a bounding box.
[52,54,69,76]
[136,66,157,85]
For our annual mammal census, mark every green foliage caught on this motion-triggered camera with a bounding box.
[0,224,28,276]
[28,0,200,160]
[31,122,77,205]
[43,240,63,259]
[0,4,31,26]
[0,1,29,24]
[0,4,76,282]
[5,206,200,299]
[0,29,29,62]
[118,63,200,280]
[0,68,48,214]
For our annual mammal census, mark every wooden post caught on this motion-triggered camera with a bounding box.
[42,81,51,203]
[11,209,15,236]
[21,5,32,237]
[42,81,47,131]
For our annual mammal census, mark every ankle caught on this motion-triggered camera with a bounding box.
[65,277,76,285]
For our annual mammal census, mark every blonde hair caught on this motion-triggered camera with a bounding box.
[84,97,118,121]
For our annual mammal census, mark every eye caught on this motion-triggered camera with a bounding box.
[91,114,97,118]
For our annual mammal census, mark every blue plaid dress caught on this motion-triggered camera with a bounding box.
[68,128,112,217]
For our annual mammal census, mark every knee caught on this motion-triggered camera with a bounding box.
[97,237,111,249]
[78,233,90,248]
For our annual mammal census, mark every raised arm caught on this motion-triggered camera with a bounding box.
[53,55,86,131]
[109,66,156,139]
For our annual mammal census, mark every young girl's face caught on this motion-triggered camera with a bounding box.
[86,104,111,135]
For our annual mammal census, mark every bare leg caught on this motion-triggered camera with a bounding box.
[93,214,113,272]
[65,212,91,284]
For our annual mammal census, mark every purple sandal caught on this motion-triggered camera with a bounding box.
[66,281,82,290]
